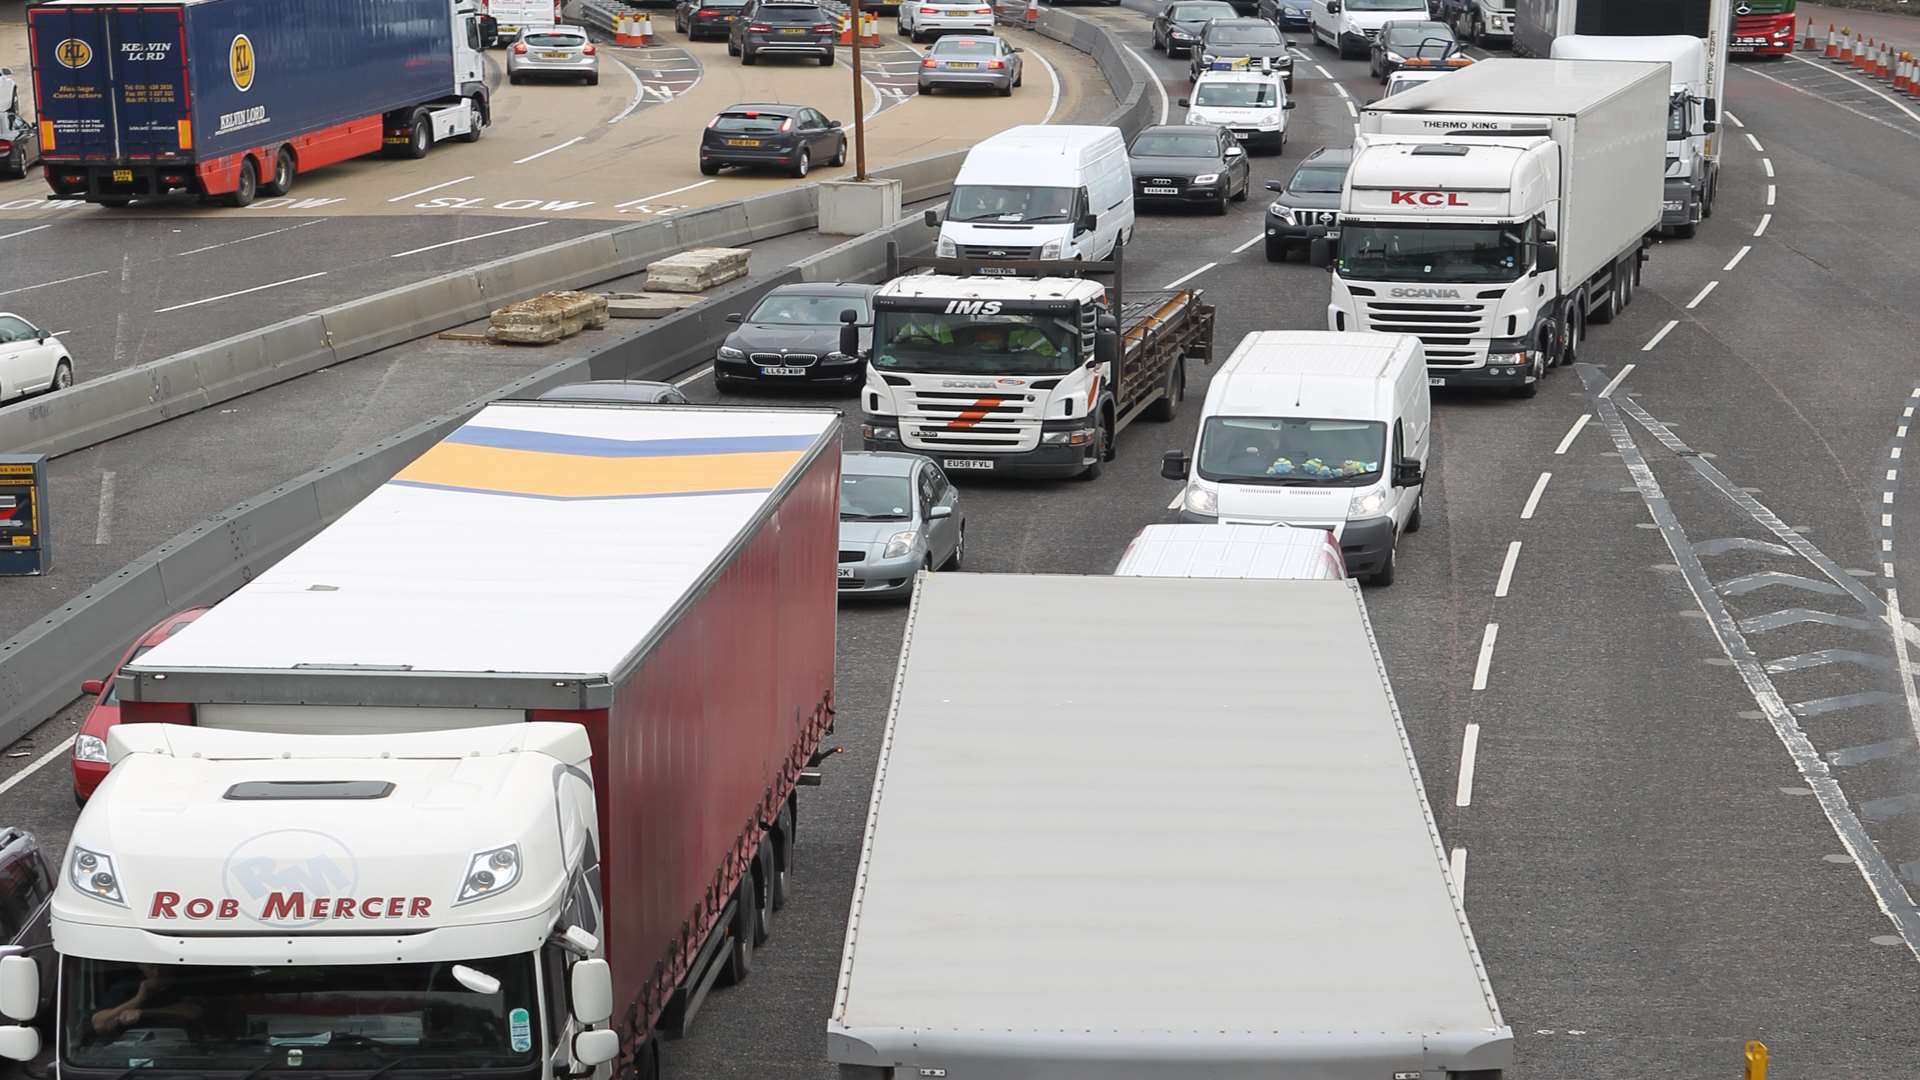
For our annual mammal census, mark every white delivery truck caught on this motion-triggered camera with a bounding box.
[828,572,1512,1079]
[1513,0,1731,134]
[1553,35,1719,236]
[1315,58,1667,396]
[934,126,1135,263]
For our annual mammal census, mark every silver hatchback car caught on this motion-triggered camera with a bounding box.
[917,35,1023,96]
[837,452,966,600]
[508,27,599,85]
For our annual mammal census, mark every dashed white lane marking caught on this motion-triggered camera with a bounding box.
[1725,245,1752,271]
[389,221,549,258]
[1036,49,1062,125]
[1755,213,1772,237]
[1232,233,1264,254]
[673,365,714,388]
[1521,472,1551,520]
[1166,490,1183,511]
[1495,540,1521,599]
[1553,413,1590,455]
[94,470,115,546]
[616,179,715,208]
[389,176,474,203]
[514,136,585,164]
[1643,319,1679,351]
[1745,132,1765,152]
[0,735,77,799]
[1785,52,1920,125]
[1124,45,1171,125]
[1331,83,1349,99]
[0,223,57,242]
[0,269,111,298]
[1163,262,1216,289]
[1598,363,1636,399]
[1314,63,1334,79]
[1449,846,1467,894]
[1471,625,1498,691]
[1455,722,1482,803]
[1686,280,1719,309]
[1762,157,1775,178]
[154,271,328,313]
[1725,109,1745,127]
[1345,100,1358,117]
[1766,184,1776,206]
[175,219,322,256]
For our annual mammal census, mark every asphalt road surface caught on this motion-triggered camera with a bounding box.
[5,3,1920,1079]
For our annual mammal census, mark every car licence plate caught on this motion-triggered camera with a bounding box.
[948,61,978,68]
[836,567,854,578]
[1428,377,1446,387]
[943,458,994,470]
[760,365,807,376]
[541,50,570,58]
[1144,186,1178,195]
[726,138,761,147]
[781,26,806,33]
[1733,36,1766,46]
[112,168,133,182]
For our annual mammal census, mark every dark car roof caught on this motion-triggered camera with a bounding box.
[537,381,686,404]
[1206,17,1274,30]
[1166,0,1236,13]
[1299,145,1354,167]
[1381,20,1450,34]
[844,451,924,478]
[764,281,879,299]
[140,606,209,646]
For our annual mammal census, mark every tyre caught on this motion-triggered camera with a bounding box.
[771,804,795,911]
[1406,493,1422,533]
[1561,307,1581,367]
[742,47,757,64]
[509,71,523,84]
[700,159,722,176]
[917,82,930,94]
[1265,238,1286,261]
[752,840,776,945]
[947,523,965,569]
[1673,221,1696,239]
[259,148,296,197]
[406,110,433,159]
[1075,415,1111,481]
[791,146,810,178]
[587,72,599,84]
[831,138,846,166]
[897,16,909,35]
[1014,71,1022,87]
[2,144,22,179]
[819,50,834,66]
[457,96,486,142]
[1153,32,1165,51]
[998,81,1012,96]
[223,157,258,207]
[48,360,72,393]
[728,38,741,54]
[1366,543,1396,586]
[1145,359,1183,421]
[1231,177,1248,201]
[716,880,755,987]
[1212,192,1229,215]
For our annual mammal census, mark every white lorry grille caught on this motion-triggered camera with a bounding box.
[1363,300,1488,365]
[899,390,1039,451]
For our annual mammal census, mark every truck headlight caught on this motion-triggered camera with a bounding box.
[457,844,522,906]
[1486,335,1530,357]
[717,345,746,361]
[1039,240,1063,258]
[936,236,957,257]
[1192,172,1220,186]
[883,530,919,559]
[71,846,126,907]
[1182,484,1218,517]
[74,734,108,763]
[1041,425,1096,446]
[1268,204,1296,225]
[1347,489,1388,520]
[862,423,899,441]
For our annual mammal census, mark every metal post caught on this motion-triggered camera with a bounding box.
[850,0,868,179]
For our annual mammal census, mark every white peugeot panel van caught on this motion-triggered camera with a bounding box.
[1310,0,1434,60]
[935,125,1136,262]
[1161,331,1430,586]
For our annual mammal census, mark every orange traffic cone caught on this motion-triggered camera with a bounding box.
[1802,17,1814,51]
[614,12,636,45]
[1025,0,1038,30]
[1837,27,1853,64]
[1896,52,1912,93]
[861,11,879,45]
[1824,24,1839,59]
[1857,35,1873,70]
[1878,41,1892,78]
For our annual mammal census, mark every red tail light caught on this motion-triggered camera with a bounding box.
[0,142,11,155]
[749,22,770,30]
[987,58,1003,68]
[512,41,528,53]
[812,22,834,31]
[919,6,937,12]
[582,43,596,53]
[921,56,937,67]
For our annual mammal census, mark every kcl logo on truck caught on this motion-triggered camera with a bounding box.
[54,38,92,69]
[1389,191,1470,207]
[229,34,256,92]
[945,300,1003,315]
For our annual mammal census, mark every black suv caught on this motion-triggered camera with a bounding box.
[729,0,838,65]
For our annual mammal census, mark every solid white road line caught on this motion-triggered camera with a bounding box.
[1233,233,1264,254]
[1036,49,1062,125]
[1553,413,1590,455]
[1162,262,1216,290]
[1686,280,1719,309]
[1786,52,1920,125]
[617,179,716,209]
[1724,245,1752,271]
[94,470,116,546]
[176,219,322,257]
[1762,157,1775,178]
[388,176,474,203]
[514,136,585,164]
[1755,213,1772,237]
[0,735,77,799]
[0,224,57,242]
[1124,45,1171,125]
[388,221,550,258]
[1454,725,1481,803]
[1598,363,1635,400]
[0,269,111,298]
[1471,627,1498,693]
[1520,472,1551,520]
[154,272,329,314]
[1344,100,1357,117]
[610,58,648,124]
[1331,82,1349,99]
[1642,319,1678,352]
[673,365,713,388]
[1745,132,1764,152]
[1449,846,1467,894]
[1314,64,1333,79]
[1495,540,1521,598]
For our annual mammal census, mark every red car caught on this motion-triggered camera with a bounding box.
[71,607,208,805]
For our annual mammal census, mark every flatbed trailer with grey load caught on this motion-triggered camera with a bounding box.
[827,572,1513,1080]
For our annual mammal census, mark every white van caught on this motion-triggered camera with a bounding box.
[1160,331,1430,586]
[1114,523,1348,579]
[935,125,1135,262]
[1309,0,1433,60]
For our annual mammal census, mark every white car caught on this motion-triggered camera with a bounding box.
[1382,67,1447,98]
[0,313,74,401]
[897,0,994,44]
[1181,68,1293,151]
[0,68,17,118]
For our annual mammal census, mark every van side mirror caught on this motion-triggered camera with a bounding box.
[923,208,941,228]
[1283,100,1296,110]
[724,312,743,323]
[1392,459,1424,488]
[574,1029,620,1067]
[1308,237,1332,268]
[1161,451,1191,481]
[1327,0,1340,11]
[569,959,613,1026]
[1536,243,1558,273]
[1078,213,1098,235]
[839,309,860,357]
[0,956,38,1023]
[1177,97,1191,106]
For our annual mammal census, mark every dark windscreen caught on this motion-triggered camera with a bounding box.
[1170,1,1237,21]
[759,4,826,22]
[713,112,792,132]
[1575,0,1708,36]
[1211,24,1281,44]
[933,38,999,55]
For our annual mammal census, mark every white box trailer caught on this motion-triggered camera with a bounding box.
[828,573,1512,1080]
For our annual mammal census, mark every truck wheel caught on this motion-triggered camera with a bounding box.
[224,157,258,208]
[2,144,21,179]
[259,148,296,198]
[407,110,434,159]
[1075,415,1111,481]
[1145,360,1183,421]
[630,1034,662,1080]
[717,880,755,986]
[771,804,794,910]
[1561,307,1582,367]
[752,840,776,945]
[458,96,486,142]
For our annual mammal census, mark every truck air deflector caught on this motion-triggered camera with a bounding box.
[117,667,616,711]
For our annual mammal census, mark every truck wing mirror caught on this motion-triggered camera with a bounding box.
[0,956,37,1024]
[1701,119,1717,134]
[575,1028,620,1068]
[1535,243,1558,273]
[1161,450,1191,481]
[839,309,861,357]
[1095,330,1120,369]
[569,958,613,1026]
[1308,237,1332,268]
[1537,227,1557,244]
[1096,315,1119,334]
[0,1026,38,1064]
[923,208,941,228]
[1702,96,1718,121]
[1392,459,1424,488]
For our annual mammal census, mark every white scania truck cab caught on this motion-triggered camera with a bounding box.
[1313,58,1667,398]
[1551,34,1718,237]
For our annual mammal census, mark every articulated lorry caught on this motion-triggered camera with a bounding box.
[1730,0,1797,57]
[0,402,842,1080]
[28,0,490,207]
[1316,58,1666,396]
[828,572,1512,1079]
[1552,34,1720,235]
[862,244,1215,480]
[1434,0,1515,47]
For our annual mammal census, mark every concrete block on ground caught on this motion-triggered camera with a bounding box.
[645,247,751,293]
[818,178,903,236]
[486,290,607,345]
[607,292,705,319]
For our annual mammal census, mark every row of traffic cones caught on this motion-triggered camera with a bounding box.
[614,11,654,46]
[837,11,880,46]
[1817,23,1919,95]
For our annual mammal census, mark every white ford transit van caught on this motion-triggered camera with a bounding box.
[1161,331,1430,586]
[935,125,1135,262]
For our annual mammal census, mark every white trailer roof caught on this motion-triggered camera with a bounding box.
[1369,56,1664,115]
[830,573,1510,1076]
[132,402,837,690]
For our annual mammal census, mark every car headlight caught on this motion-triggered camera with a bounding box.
[456,844,522,906]
[71,846,125,907]
[1171,29,1194,39]
[717,345,746,361]
[883,530,919,559]
[1182,484,1218,517]
[1039,239,1063,258]
[1269,203,1296,225]
[1192,172,1220,186]
[74,734,108,763]
[825,350,859,364]
[862,423,900,441]
[1347,489,1388,520]
[936,236,957,257]
[1200,52,1215,64]
[1386,51,1405,62]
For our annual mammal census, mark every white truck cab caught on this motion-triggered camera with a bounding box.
[1161,330,1429,586]
[1310,0,1434,59]
[1181,64,1295,151]
[1552,34,1719,237]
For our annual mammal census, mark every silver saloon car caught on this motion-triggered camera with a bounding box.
[917,35,1023,96]
[837,452,966,600]
[508,27,599,85]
